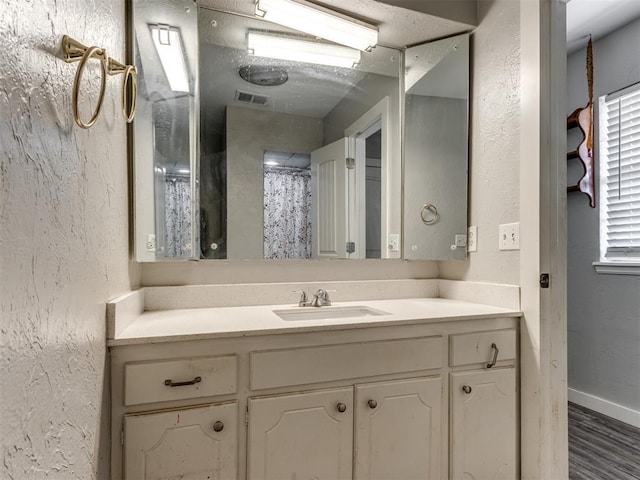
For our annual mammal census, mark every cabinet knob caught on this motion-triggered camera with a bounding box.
[213,421,224,432]
[462,385,472,394]
[367,399,378,409]
[336,402,347,413]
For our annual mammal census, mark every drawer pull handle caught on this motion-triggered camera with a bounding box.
[462,385,472,394]
[336,402,347,413]
[164,376,202,387]
[368,399,378,409]
[487,343,499,368]
[213,421,224,432]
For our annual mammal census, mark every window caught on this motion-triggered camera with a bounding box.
[599,84,640,262]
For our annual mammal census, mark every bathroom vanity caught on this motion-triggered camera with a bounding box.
[108,281,521,479]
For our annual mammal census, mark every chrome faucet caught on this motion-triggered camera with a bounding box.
[294,290,309,307]
[294,289,332,307]
[310,289,331,307]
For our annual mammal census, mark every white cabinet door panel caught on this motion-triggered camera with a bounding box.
[124,402,237,480]
[354,377,443,480]
[451,368,517,480]
[248,388,353,480]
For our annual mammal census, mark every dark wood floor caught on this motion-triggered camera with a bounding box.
[569,402,640,479]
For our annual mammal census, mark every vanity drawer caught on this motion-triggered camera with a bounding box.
[449,329,516,367]
[124,355,237,406]
[250,336,443,390]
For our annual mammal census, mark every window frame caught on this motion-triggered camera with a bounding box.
[596,82,640,274]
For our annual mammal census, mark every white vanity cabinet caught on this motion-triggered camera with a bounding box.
[449,329,518,480]
[110,316,520,480]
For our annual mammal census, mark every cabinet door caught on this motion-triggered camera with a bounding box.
[124,402,237,480]
[451,368,517,480]
[247,388,353,480]
[354,376,443,480]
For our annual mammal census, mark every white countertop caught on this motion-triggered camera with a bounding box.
[108,297,521,346]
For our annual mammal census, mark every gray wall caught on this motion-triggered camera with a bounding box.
[226,105,323,259]
[566,18,640,414]
[0,0,138,477]
[404,95,467,260]
[323,73,400,145]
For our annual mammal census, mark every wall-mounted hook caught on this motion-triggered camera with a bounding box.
[62,35,106,64]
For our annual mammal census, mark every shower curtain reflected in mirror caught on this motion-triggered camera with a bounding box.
[263,167,312,259]
[165,176,192,258]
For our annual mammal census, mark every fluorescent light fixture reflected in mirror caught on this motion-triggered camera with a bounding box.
[255,0,378,51]
[248,32,360,69]
[149,24,190,92]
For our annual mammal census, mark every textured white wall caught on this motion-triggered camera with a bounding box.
[567,18,640,414]
[0,1,137,478]
[439,0,521,284]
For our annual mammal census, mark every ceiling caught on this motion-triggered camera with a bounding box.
[567,0,640,53]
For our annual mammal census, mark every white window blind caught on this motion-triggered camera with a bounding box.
[600,84,640,258]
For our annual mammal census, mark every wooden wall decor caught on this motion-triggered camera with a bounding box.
[567,36,596,208]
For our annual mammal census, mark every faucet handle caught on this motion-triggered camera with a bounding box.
[292,290,308,307]
[316,288,335,306]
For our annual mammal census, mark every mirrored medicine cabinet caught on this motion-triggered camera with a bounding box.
[129,0,470,262]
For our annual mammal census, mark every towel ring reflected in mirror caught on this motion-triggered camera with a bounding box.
[107,57,138,123]
[122,65,137,123]
[421,203,439,225]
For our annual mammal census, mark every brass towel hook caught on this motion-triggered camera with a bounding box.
[62,35,106,63]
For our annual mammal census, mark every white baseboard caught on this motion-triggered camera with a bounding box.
[568,388,640,428]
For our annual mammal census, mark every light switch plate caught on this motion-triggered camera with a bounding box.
[388,233,400,252]
[498,223,520,250]
[467,226,477,252]
[146,233,156,252]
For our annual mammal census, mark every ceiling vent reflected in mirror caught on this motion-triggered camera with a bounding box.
[234,90,271,106]
[239,65,289,86]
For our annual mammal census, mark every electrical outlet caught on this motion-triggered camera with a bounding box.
[146,233,156,252]
[388,233,400,252]
[455,234,467,247]
[467,225,478,252]
[498,223,520,250]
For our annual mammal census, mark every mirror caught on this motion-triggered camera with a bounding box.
[131,0,199,261]
[130,0,470,262]
[403,34,469,260]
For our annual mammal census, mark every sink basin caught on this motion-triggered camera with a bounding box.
[273,306,390,321]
